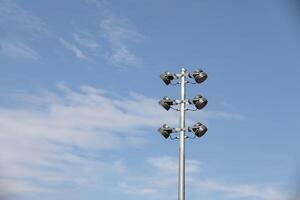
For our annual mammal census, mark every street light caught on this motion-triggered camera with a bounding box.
[190,94,208,110]
[157,68,208,200]
[190,69,208,84]
[160,71,175,85]
[158,124,174,139]
[188,122,208,138]
[159,96,176,111]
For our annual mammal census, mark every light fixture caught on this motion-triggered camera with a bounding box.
[190,95,208,110]
[158,124,174,139]
[188,122,208,138]
[159,96,175,111]
[160,71,175,85]
[190,69,207,84]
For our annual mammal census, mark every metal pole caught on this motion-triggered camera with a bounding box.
[179,68,186,200]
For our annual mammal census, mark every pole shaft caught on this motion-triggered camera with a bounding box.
[179,68,186,200]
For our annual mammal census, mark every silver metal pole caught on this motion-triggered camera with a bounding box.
[179,68,186,200]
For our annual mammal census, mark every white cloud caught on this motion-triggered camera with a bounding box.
[119,156,289,200]
[0,179,49,194]
[109,46,141,66]
[0,0,144,64]
[147,156,202,174]
[100,16,143,67]
[118,182,158,196]
[59,38,88,60]
[84,0,106,8]
[0,85,246,197]
[194,179,288,200]
[0,85,172,196]
[201,110,246,121]
[0,0,50,62]
[73,33,99,49]
[71,1,145,67]
[100,17,142,46]
[0,40,41,61]
[119,156,201,199]
[0,0,48,35]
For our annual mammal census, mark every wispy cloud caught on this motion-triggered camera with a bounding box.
[0,85,170,196]
[73,33,99,49]
[0,0,48,35]
[0,40,41,61]
[100,16,143,67]
[147,156,202,174]
[0,0,49,62]
[0,0,144,65]
[194,179,288,200]
[100,17,142,46]
[200,110,246,121]
[119,156,289,200]
[109,46,141,66]
[0,85,245,197]
[84,0,106,8]
[59,38,88,60]
[54,0,144,66]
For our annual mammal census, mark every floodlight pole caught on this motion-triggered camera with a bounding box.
[179,68,186,200]
[159,68,208,200]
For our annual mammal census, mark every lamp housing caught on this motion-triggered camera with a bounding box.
[158,124,174,139]
[160,72,175,85]
[190,95,208,110]
[188,122,208,138]
[159,96,175,111]
[191,69,207,84]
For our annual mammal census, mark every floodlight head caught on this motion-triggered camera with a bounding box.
[159,96,175,111]
[158,124,173,139]
[191,69,207,84]
[191,95,208,110]
[189,122,208,138]
[160,71,175,85]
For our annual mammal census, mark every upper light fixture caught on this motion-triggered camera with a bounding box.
[190,69,208,84]
[190,95,208,110]
[160,71,175,85]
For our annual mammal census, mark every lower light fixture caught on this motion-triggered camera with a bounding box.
[188,122,208,138]
[158,124,174,139]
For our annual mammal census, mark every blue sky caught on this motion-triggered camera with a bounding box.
[0,0,300,199]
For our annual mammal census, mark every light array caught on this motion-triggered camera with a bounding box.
[158,69,208,139]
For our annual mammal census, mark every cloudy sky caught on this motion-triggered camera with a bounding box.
[1,0,300,200]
